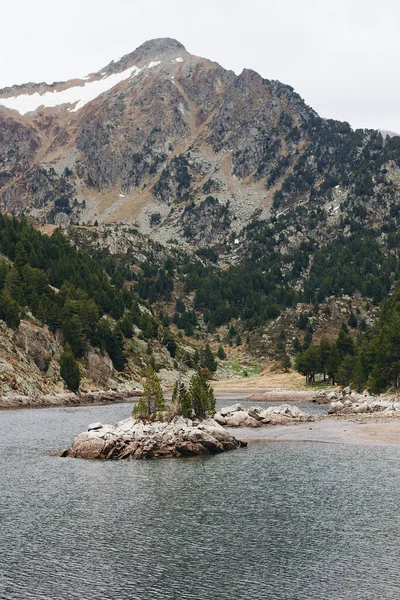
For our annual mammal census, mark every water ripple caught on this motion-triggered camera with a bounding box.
[0,402,399,599]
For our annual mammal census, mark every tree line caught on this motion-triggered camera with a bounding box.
[295,285,400,393]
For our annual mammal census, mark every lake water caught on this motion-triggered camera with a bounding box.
[1,401,400,600]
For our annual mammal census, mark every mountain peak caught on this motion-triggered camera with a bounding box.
[134,38,186,56]
[117,38,188,66]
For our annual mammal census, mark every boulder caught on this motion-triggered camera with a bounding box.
[213,413,227,426]
[224,410,261,427]
[220,404,244,417]
[264,404,303,418]
[328,400,344,414]
[88,422,103,431]
[342,386,351,396]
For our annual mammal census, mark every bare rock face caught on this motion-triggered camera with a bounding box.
[0,116,41,188]
[215,403,313,427]
[16,321,58,371]
[61,416,247,460]
[87,351,113,386]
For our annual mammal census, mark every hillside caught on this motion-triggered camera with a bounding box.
[1,38,400,399]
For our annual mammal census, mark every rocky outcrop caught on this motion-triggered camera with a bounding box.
[61,416,246,460]
[214,403,313,427]
[1,38,397,254]
[87,351,113,386]
[0,116,41,187]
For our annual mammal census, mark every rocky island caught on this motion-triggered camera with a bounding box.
[61,416,246,460]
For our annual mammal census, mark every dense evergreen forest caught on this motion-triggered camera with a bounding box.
[295,284,400,393]
[2,211,400,394]
[0,214,160,372]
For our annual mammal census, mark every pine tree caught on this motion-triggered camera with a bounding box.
[59,344,80,392]
[201,344,217,373]
[295,345,321,384]
[132,395,149,419]
[138,365,165,417]
[348,313,358,328]
[0,289,20,329]
[326,346,341,385]
[189,370,216,418]
[351,356,367,392]
[178,383,193,418]
[319,336,332,380]
[337,356,356,386]
[336,330,355,358]
[217,345,226,360]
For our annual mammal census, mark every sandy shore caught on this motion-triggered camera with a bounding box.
[232,415,400,446]
[212,387,321,402]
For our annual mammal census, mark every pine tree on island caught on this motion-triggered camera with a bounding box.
[132,365,166,419]
[189,370,216,418]
[177,382,193,418]
[137,366,216,421]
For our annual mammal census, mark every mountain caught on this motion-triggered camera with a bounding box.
[1,39,400,400]
[2,37,399,253]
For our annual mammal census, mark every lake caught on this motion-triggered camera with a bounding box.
[1,400,400,599]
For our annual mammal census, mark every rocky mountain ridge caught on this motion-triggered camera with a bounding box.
[5,37,390,251]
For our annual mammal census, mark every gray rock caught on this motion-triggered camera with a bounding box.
[328,400,344,414]
[214,413,227,425]
[220,404,244,417]
[63,417,246,460]
[224,411,261,427]
[88,422,103,431]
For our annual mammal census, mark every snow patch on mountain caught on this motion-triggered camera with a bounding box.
[0,65,142,115]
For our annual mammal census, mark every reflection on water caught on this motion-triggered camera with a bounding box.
[1,401,400,600]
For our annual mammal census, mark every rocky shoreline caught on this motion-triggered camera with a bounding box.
[0,389,140,410]
[314,387,400,416]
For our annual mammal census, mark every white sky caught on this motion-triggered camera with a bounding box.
[1,0,399,132]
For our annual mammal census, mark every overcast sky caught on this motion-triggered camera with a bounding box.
[1,0,399,132]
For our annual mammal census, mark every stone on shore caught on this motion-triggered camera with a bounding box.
[327,388,400,415]
[62,416,246,460]
[215,403,313,427]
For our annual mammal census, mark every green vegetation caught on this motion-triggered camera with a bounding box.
[225,361,261,377]
[295,286,400,393]
[132,365,166,418]
[136,368,216,420]
[59,344,81,391]
[173,370,216,418]
[0,214,161,371]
